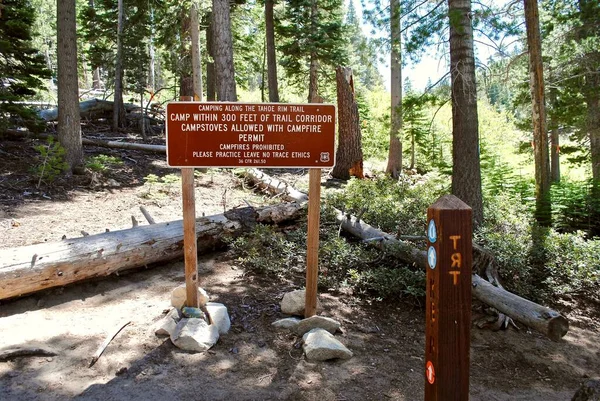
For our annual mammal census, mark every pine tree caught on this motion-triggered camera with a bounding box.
[0,0,51,132]
[276,0,348,101]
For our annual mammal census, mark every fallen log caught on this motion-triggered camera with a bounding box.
[0,202,304,301]
[242,168,569,341]
[38,98,140,122]
[5,129,167,154]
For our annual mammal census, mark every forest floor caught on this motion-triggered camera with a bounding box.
[0,129,599,401]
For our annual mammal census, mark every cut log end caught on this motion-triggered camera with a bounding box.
[547,316,569,342]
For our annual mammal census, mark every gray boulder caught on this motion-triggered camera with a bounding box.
[271,317,302,331]
[280,289,322,316]
[170,318,219,352]
[296,315,340,336]
[154,308,182,337]
[206,302,231,335]
[302,328,352,361]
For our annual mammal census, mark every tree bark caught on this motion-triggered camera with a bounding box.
[179,9,194,99]
[331,67,364,180]
[550,127,560,183]
[448,0,483,226]
[586,72,600,182]
[113,0,126,131]
[206,12,216,101]
[212,0,237,101]
[57,0,83,171]
[308,0,319,103]
[386,0,402,179]
[191,2,203,101]
[0,203,304,301]
[265,0,279,102]
[471,275,568,341]
[524,0,551,226]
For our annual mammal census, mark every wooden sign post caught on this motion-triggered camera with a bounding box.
[179,96,199,308]
[425,195,472,401]
[304,168,321,318]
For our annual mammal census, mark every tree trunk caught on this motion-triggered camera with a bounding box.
[265,0,279,102]
[206,12,216,101]
[92,68,102,90]
[57,0,83,171]
[448,0,483,227]
[191,2,203,101]
[179,10,193,99]
[148,10,156,93]
[586,72,600,182]
[550,127,560,183]
[524,0,551,226]
[331,67,364,180]
[212,0,237,101]
[0,203,304,301]
[386,0,402,179]
[113,0,126,131]
[308,0,319,103]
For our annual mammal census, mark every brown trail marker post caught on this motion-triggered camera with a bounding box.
[425,194,472,401]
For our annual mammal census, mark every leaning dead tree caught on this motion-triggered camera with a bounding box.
[0,203,304,301]
[241,168,569,341]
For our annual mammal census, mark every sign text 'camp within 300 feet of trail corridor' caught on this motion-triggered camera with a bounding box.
[166,102,336,168]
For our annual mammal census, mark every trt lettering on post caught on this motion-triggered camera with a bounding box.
[425,195,472,401]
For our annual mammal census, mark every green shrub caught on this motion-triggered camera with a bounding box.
[31,137,69,186]
[551,179,600,236]
[227,224,303,276]
[85,154,123,173]
[327,174,447,236]
[478,193,600,301]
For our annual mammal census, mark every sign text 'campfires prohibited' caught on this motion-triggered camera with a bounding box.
[166,102,336,168]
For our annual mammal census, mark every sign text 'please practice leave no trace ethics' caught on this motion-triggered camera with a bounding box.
[166,102,336,168]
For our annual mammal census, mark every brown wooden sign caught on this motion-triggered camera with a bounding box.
[425,195,472,401]
[166,102,336,168]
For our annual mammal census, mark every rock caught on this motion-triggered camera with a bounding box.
[296,315,340,336]
[170,318,219,352]
[572,379,600,401]
[272,317,302,331]
[302,328,352,361]
[206,302,231,335]
[182,307,205,319]
[154,308,182,337]
[171,284,209,309]
[280,289,321,316]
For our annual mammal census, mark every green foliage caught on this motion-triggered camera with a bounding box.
[276,0,348,98]
[0,0,51,132]
[478,192,600,301]
[85,154,123,173]
[327,175,447,235]
[227,224,303,275]
[228,203,428,301]
[142,173,180,198]
[31,137,69,185]
[79,0,151,95]
[551,179,600,235]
